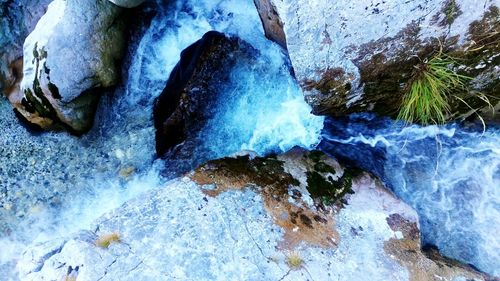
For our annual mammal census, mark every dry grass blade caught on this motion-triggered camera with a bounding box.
[95,232,121,249]
[286,251,304,269]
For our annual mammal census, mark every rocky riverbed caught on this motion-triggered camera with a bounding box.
[0,0,498,280]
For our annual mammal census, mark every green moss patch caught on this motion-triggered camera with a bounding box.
[305,150,358,205]
[23,43,58,118]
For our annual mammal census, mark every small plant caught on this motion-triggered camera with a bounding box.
[443,0,460,26]
[398,54,470,125]
[286,251,303,269]
[95,232,121,249]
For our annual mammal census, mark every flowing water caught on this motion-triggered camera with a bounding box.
[1,0,499,279]
[319,114,500,276]
[0,0,322,278]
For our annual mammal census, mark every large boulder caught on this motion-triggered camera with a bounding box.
[11,0,127,133]
[254,0,500,121]
[16,148,492,280]
[153,31,257,158]
[0,0,51,97]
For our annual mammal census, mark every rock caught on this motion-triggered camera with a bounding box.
[12,0,127,133]
[17,148,492,280]
[253,0,286,49]
[153,31,257,158]
[255,0,500,121]
[0,0,51,97]
[107,0,145,8]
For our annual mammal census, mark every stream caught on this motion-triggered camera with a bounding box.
[0,0,498,279]
[320,114,500,276]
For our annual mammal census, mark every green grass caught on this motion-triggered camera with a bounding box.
[397,55,471,125]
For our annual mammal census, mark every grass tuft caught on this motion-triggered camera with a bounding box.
[398,54,470,125]
[286,251,303,269]
[95,232,121,249]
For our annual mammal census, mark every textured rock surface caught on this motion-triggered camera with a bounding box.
[253,0,286,49]
[107,0,145,8]
[154,31,257,157]
[11,0,127,133]
[17,149,490,281]
[0,0,51,96]
[256,0,500,120]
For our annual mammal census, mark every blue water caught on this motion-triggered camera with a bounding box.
[1,0,498,279]
[320,113,500,276]
[0,0,322,278]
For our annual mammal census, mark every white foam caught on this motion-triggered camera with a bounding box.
[1,0,324,278]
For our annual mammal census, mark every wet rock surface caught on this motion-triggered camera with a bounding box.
[256,0,500,121]
[153,31,258,158]
[17,148,491,281]
[253,0,287,49]
[10,0,127,133]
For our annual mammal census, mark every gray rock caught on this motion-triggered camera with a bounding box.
[107,0,145,8]
[253,0,286,49]
[17,149,491,281]
[13,0,127,133]
[255,0,500,121]
[0,0,51,96]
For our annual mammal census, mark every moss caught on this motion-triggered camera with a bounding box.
[305,150,361,205]
[303,68,352,95]
[447,6,500,118]
[24,85,55,118]
[314,161,336,174]
[307,150,337,174]
[301,68,354,115]
[307,150,326,163]
[24,43,58,118]
[193,155,300,191]
[47,82,61,99]
[32,42,39,59]
[442,0,462,26]
[21,94,36,114]
[43,62,50,75]
[306,167,357,205]
[39,47,47,59]
[306,171,335,200]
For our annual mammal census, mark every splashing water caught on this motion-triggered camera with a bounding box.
[127,0,323,160]
[0,0,322,278]
[319,114,500,276]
